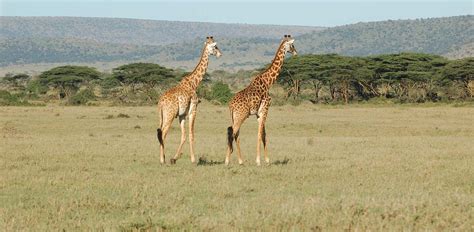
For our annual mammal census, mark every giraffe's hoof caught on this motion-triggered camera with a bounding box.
[170,158,177,164]
[265,158,270,164]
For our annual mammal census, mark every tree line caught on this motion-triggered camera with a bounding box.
[0,53,472,106]
[0,63,237,106]
[279,53,473,103]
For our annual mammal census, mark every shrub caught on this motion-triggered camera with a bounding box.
[0,90,32,106]
[196,85,211,100]
[26,79,48,96]
[209,81,233,104]
[100,75,121,90]
[68,89,96,105]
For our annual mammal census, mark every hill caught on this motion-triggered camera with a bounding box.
[0,15,472,74]
[0,16,318,46]
[298,15,473,56]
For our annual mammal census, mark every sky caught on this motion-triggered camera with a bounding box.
[0,0,472,27]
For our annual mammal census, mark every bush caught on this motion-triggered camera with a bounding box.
[209,81,233,104]
[0,90,32,106]
[196,85,211,100]
[100,75,121,90]
[26,79,48,95]
[68,89,96,105]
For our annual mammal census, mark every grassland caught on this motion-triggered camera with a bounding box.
[1,103,473,230]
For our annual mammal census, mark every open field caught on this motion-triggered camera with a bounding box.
[1,104,473,230]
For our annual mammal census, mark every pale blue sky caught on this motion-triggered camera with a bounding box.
[1,0,472,26]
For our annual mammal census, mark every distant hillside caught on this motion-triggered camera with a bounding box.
[298,15,474,56]
[0,15,472,73]
[444,42,474,59]
[0,16,319,45]
[0,37,161,64]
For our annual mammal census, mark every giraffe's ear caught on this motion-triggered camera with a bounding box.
[289,39,295,43]
[209,42,217,46]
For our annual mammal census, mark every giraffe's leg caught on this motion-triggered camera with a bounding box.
[256,97,271,166]
[188,100,198,163]
[235,130,243,165]
[159,114,174,165]
[226,114,244,165]
[262,124,269,164]
[225,126,233,165]
[256,117,264,166]
[170,115,186,164]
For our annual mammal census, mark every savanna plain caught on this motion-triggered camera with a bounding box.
[1,103,473,230]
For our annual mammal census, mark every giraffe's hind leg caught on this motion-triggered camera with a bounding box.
[226,113,245,165]
[226,127,233,165]
[262,125,269,164]
[188,99,198,163]
[256,117,264,166]
[170,115,186,164]
[256,97,271,166]
[159,113,174,164]
[235,130,243,165]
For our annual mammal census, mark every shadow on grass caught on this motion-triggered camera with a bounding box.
[196,157,290,166]
[119,217,166,232]
[272,157,290,165]
[197,157,224,166]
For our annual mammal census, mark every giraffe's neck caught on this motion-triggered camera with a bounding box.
[181,45,209,91]
[256,42,287,88]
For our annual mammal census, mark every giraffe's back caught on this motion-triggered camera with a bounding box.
[230,85,267,116]
[159,86,193,116]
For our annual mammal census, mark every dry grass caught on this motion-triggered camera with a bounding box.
[1,103,473,230]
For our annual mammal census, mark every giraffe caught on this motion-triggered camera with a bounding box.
[225,35,297,166]
[157,36,221,165]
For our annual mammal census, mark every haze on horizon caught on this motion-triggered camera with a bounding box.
[1,0,472,27]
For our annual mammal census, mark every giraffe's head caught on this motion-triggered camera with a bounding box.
[282,35,297,56]
[205,36,222,58]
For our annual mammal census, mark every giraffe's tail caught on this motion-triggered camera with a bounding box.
[157,104,164,146]
[227,126,233,152]
[157,128,164,146]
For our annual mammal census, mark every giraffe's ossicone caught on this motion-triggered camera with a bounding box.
[226,35,297,166]
[157,36,221,165]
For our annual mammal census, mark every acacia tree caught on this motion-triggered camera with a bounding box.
[39,66,101,100]
[112,63,176,101]
[280,55,305,100]
[441,58,474,98]
[280,55,337,101]
[367,53,448,102]
[2,73,30,91]
[113,63,176,90]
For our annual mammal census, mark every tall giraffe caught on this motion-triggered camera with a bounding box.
[226,35,297,166]
[157,36,221,164]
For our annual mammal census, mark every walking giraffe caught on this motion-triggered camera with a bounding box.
[226,35,297,166]
[157,36,221,164]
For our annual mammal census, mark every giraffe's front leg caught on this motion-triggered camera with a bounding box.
[188,98,199,163]
[256,97,271,166]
